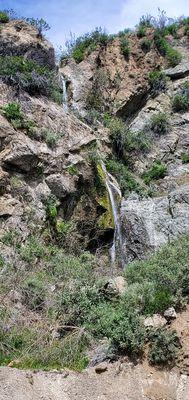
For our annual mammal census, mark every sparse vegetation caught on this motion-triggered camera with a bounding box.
[150,112,169,135]
[106,158,144,196]
[120,37,130,59]
[154,30,182,67]
[149,70,168,97]
[42,130,60,148]
[26,17,50,38]
[0,56,61,101]
[140,38,152,52]
[172,92,189,112]
[143,160,167,184]
[107,117,151,160]
[137,25,147,38]
[181,153,189,164]
[63,28,112,63]
[2,102,36,135]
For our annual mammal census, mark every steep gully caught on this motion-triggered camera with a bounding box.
[61,74,125,267]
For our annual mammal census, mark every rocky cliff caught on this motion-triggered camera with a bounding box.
[1,12,189,400]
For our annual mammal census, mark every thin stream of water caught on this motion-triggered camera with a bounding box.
[101,162,125,269]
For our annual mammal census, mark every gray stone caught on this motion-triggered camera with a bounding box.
[144,314,167,328]
[164,307,177,320]
[121,185,189,263]
[46,173,77,198]
[164,62,189,79]
[95,362,108,374]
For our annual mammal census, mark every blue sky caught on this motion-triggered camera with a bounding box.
[1,0,189,47]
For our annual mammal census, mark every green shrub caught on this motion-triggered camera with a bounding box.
[164,23,178,37]
[149,70,167,97]
[107,117,151,160]
[106,158,143,196]
[154,31,169,55]
[3,102,36,135]
[154,30,182,66]
[19,236,46,263]
[181,153,189,164]
[86,70,108,111]
[140,38,152,53]
[166,47,182,67]
[65,27,111,63]
[120,37,130,59]
[0,11,9,23]
[143,160,167,184]
[137,25,146,38]
[22,276,46,311]
[42,130,60,148]
[0,56,61,100]
[45,195,58,221]
[172,93,189,112]
[148,328,180,365]
[3,102,22,121]
[150,112,169,135]
[185,26,189,37]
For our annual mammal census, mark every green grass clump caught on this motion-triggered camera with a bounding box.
[148,328,180,366]
[172,93,189,112]
[42,130,60,148]
[150,112,169,135]
[181,153,189,164]
[166,47,182,67]
[0,11,9,23]
[3,102,36,135]
[140,38,152,53]
[143,160,167,184]
[137,25,146,38]
[149,70,167,97]
[120,37,130,59]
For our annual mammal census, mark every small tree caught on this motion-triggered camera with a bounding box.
[26,18,50,38]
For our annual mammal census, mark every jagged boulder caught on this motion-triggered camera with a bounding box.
[46,173,77,199]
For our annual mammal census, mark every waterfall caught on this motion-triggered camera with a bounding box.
[101,162,125,269]
[61,75,68,111]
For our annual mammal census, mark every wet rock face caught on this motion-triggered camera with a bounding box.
[0,20,55,69]
[121,185,189,263]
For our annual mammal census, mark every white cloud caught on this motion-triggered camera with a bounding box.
[120,0,189,28]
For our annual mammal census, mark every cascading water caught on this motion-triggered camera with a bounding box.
[61,75,68,111]
[101,162,125,269]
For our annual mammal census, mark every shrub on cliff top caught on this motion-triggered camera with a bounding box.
[0,11,9,23]
[64,27,112,63]
[26,17,50,38]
